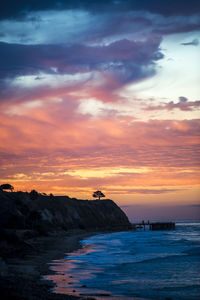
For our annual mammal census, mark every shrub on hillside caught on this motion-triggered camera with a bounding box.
[30,190,38,200]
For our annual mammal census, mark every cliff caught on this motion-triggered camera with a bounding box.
[0,190,131,258]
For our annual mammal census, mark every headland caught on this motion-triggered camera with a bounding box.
[0,189,131,299]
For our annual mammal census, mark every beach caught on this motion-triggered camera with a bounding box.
[0,229,102,300]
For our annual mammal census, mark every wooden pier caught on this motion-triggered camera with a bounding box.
[132,221,175,231]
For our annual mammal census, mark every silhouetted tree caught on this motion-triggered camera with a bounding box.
[93,190,105,200]
[0,183,14,192]
[30,190,39,200]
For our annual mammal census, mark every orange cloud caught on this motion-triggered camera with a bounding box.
[0,94,199,205]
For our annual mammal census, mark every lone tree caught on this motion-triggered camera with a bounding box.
[0,183,14,192]
[93,190,105,200]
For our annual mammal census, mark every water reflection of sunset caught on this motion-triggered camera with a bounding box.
[44,244,107,297]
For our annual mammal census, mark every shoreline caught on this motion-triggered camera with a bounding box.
[0,228,127,300]
[0,229,101,299]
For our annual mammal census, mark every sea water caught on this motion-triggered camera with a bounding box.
[45,221,200,299]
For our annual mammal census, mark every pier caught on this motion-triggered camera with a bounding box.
[133,221,175,231]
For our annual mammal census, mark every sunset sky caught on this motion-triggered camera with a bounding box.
[0,0,200,221]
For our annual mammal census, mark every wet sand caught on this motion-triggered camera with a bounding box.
[0,229,101,300]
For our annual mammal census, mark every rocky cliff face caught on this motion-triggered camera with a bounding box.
[0,191,130,257]
[0,191,130,230]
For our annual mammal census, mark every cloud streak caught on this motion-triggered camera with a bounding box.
[145,97,200,112]
[181,38,199,46]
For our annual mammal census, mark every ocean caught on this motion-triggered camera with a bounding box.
[44,221,200,299]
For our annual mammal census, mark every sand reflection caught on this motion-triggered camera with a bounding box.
[43,243,147,299]
[43,243,111,297]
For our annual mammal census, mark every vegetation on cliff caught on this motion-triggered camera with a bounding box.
[0,189,131,259]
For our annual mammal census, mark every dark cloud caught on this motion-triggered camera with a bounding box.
[82,12,200,45]
[155,21,200,35]
[181,38,199,46]
[1,10,199,48]
[1,0,200,20]
[0,38,163,85]
[145,98,200,112]
[179,96,188,102]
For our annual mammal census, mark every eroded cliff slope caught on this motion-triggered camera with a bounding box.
[0,191,130,258]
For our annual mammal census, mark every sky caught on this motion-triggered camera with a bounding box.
[0,0,200,221]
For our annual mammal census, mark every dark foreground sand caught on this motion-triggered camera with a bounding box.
[0,229,102,300]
